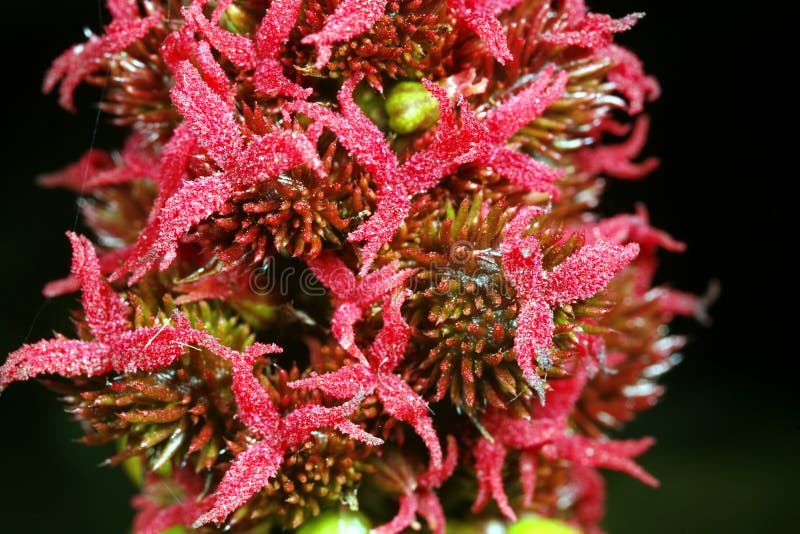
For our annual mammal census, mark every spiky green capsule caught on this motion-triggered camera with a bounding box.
[506,515,581,534]
[295,510,371,534]
[385,81,440,134]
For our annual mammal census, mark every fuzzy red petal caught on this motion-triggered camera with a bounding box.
[308,254,414,361]
[52,134,157,191]
[542,13,643,50]
[66,232,130,341]
[532,359,589,421]
[37,150,114,191]
[403,81,488,194]
[182,1,256,68]
[108,0,141,21]
[253,0,311,97]
[372,492,419,534]
[500,206,545,300]
[543,435,658,487]
[485,146,563,195]
[44,12,161,111]
[331,302,370,363]
[133,489,209,534]
[576,116,659,179]
[569,466,606,531]
[222,344,283,439]
[111,326,189,373]
[540,241,639,305]
[170,60,242,168]
[282,396,380,449]
[449,0,523,64]
[347,189,411,274]
[154,173,237,269]
[519,450,538,509]
[586,208,685,253]
[0,339,111,393]
[604,45,660,115]
[471,432,514,519]
[377,373,442,473]
[133,467,211,534]
[113,124,196,283]
[416,490,446,534]
[153,130,321,270]
[370,290,411,372]
[194,440,283,526]
[513,299,552,401]
[288,364,376,399]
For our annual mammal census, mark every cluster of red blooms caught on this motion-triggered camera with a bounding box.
[1,1,702,532]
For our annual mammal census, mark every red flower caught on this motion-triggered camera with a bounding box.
[576,116,660,180]
[478,64,568,195]
[1,233,239,391]
[501,207,639,400]
[44,6,160,111]
[604,45,661,115]
[112,123,197,283]
[37,134,158,192]
[448,0,523,64]
[118,56,323,278]
[192,341,380,526]
[289,289,445,478]
[181,0,311,98]
[306,251,416,364]
[472,359,656,521]
[542,10,643,50]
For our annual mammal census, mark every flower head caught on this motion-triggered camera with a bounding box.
[4,0,694,532]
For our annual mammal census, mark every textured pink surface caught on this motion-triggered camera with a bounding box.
[44,10,160,111]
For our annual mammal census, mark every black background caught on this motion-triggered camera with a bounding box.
[0,1,794,532]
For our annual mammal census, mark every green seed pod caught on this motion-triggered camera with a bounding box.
[385,81,440,134]
[296,510,371,534]
[506,515,581,534]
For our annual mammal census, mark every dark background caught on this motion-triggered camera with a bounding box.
[0,1,793,532]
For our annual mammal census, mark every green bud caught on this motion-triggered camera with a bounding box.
[296,510,371,534]
[385,81,440,134]
[506,515,581,534]
[159,527,190,534]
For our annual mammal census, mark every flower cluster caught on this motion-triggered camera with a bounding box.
[2,1,699,532]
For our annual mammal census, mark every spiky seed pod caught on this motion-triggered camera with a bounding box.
[377,191,597,420]
[286,0,458,91]
[53,300,254,472]
[188,133,375,263]
[222,362,375,531]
